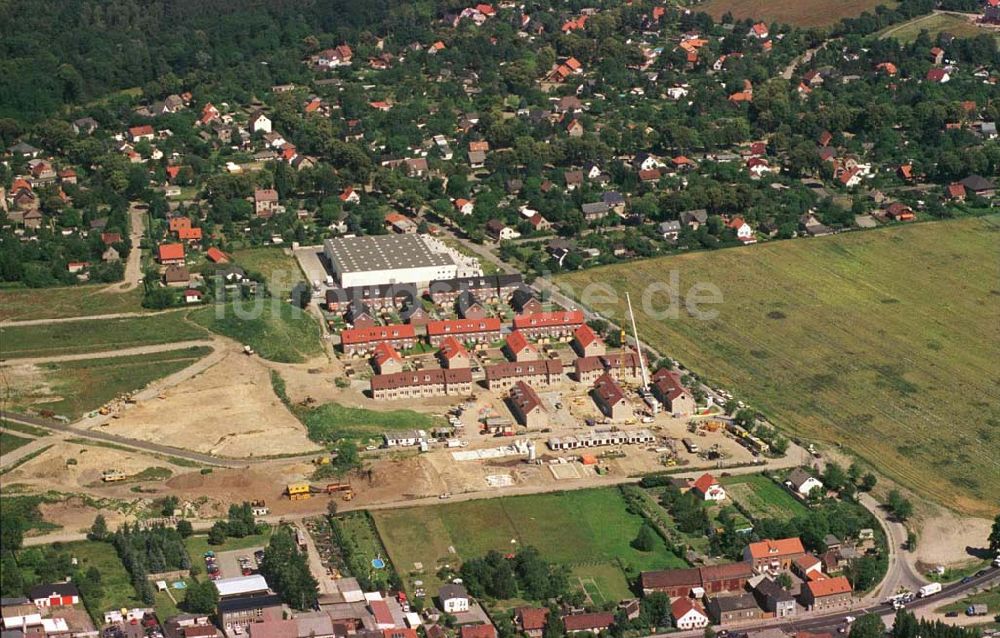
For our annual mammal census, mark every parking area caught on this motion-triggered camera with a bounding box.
[205,546,265,580]
[292,245,333,288]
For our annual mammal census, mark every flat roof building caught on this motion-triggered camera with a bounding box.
[324,234,458,288]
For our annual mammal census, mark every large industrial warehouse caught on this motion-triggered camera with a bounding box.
[323,234,460,287]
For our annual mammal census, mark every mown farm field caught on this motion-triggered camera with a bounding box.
[879,12,1000,43]
[558,217,1000,516]
[697,0,895,28]
[373,488,686,602]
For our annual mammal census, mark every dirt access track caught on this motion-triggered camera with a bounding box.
[91,344,321,458]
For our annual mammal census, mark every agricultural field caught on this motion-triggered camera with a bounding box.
[0,312,207,359]
[720,474,809,522]
[558,217,1000,516]
[231,247,306,297]
[0,285,144,322]
[373,488,687,598]
[189,300,322,363]
[300,401,444,444]
[879,12,1000,43]
[697,0,896,28]
[3,346,212,419]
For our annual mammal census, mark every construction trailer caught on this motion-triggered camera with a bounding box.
[286,482,312,500]
[102,469,127,482]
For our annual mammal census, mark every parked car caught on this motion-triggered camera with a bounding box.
[945,612,959,618]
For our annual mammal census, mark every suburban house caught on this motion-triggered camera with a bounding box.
[508,381,547,428]
[574,352,642,384]
[744,537,807,573]
[727,217,756,243]
[707,593,763,625]
[428,274,523,305]
[456,291,487,319]
[692,473,726,501]
[254,189,280,218]
[800,576,852,611]
[345,300,377,328]
[960,174,995,198]
[592,373,631,421]
[512,311,584,340]
[787,468,824,496]
[793,554,824,581]
[504,330,540,362]
[372,342,404,374]
[484,359,563,391]
[486,219,519,241]
[438,584,469,613]
[510,288,544,315]
[401,303,430,326]
[671,598,710,630]
[426,318,502,346]
[461,625,496,638]
[158,243,186,265]
[437,336,471,369]
[340,324,416,356]
[572,324,606,357]
[514,608,548,638]
[163,265,191,287]
[651,368,696,416]
[249,111,272,133]
[383,430,428,447]
[562,612,615,634]
[371,368,473,401]
[753,578,797,618]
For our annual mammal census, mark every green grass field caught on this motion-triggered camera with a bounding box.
[6,346,212,419]
[373,488,687,597]
[0,312,207,359]
[0,494,61,533]
[189,300,322,363]
[0,286,144,322]
[0,432,33,454]
[184,528,273,567]
[63,541,144,611]
[879,12,1000,44]
[232,247,306,297]
[720,474,808,522]
[558,217,1000,516]
[300,401,444,444]
[936,586,1000,614]
[698,0,896,27]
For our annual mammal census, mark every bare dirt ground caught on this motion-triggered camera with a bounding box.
[93,349,320,457]
[38,497,132,535]
[4,441,176,490]
[1,362,59,410]
[913,507,994,567]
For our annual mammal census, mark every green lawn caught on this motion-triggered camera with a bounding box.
[300,401,444,444]
[0,286,144,322]
[0,420,51,436]
[62,540,144,611]
[6,346,212,419]
[232,247,306,298]
[720,474,809,522]
[879,12,1000,44]
[558,216,1000,517]
[189,300,322,363]
[0,432,34,454]
[0,312,207,359]
[335,512,396,590]
[937,586,1000,614]
[373,487,687,597]
[0,494,62,533]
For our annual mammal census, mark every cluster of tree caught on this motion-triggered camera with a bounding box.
[658,484,710,535]
[884,490,913,522]
[818,461,877,499]
[730,409,789,455]
[459,547,569,602]
[258,526,319,610]
[108,522,192,604]
[208,502,267,545]
[847,609,985,638]
[312,440,363,481]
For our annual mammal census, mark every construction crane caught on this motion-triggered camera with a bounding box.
[619,327,628,381]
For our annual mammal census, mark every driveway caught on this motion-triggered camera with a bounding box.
[102,203,146,293]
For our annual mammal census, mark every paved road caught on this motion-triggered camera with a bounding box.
[857,492,927,598]
[780,39,835,80]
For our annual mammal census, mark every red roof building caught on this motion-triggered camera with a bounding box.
[438,336,471,369]
[460,625,496,638]
[512,311,584,339]
[571,324,605,357]
[340,324,416,355]
[205,247,229,263]
[744,537,807,573]
[425,318,501,345]
[157,243,185,264]
[692,473,726,501]
[504,330,539,362]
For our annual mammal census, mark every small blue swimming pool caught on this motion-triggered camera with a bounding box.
[371,556,386,569]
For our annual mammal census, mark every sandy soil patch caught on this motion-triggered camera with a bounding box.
[37,496,130,535]
[913,507,994,567]
[4,441,175,488]
[2,362,61,409]
[94,350,320,457]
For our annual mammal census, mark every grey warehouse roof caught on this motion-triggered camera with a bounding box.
[324,235,455,274]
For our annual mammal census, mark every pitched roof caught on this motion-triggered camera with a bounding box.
[426,318,502,337]
[562,613,614,632]
[573,324,601,348]
[505,330,536,356]
[438,336,469,361]
[671,598,707,619]
[158,243,185,261]
[515,607,549,631]
[593,373,627,407]
[373,342,403,366]
[461,626,496,638]
[692,473,718,494]
[747,537,806,560]
[341,324,416,346]
[805,576,852,597]
[485,359,563,381]
[512,311,584,330]
[509,380,544,415]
